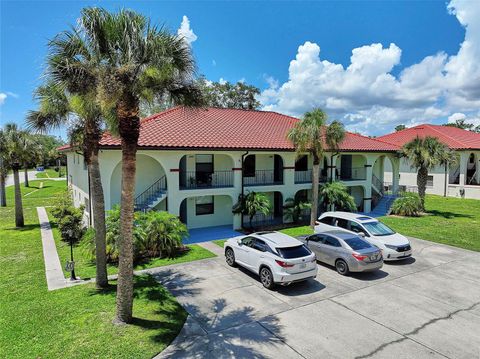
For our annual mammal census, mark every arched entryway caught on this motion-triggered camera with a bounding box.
[467,153,477,185]
[179,194,234,229]
[243,154,284,186]
[110,154,166,209]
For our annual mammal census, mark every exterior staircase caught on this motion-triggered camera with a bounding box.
[134,175,167,212]
[368,194,397,217]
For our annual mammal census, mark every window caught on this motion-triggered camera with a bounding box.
[348,221,368,236]
[319,216,334,225]
[333,218,348,229]
[243,155,255,177]
[307,234,324,242]
[363,221,395,236]
[253,239,268,252]
[344,237,371,250]
[323,235,342,247]
[276,245,311,259]
[241,236,255,247]
[427,175,434,187]
[295,155,308,171]
[195,196,214,215]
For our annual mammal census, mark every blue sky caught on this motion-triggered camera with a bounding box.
[1,0,479,136]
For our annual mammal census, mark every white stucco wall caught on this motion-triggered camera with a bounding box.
[183,195,233,229]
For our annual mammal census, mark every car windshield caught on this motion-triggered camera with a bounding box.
[276,245,311,259]
[344,237,372,250]
[363,221,395,236]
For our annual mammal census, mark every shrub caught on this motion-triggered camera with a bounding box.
[283,197,311,224]
[80,207,187,264]
[50,188,85,244]
[390,192,422,217]
[319,181,357,212]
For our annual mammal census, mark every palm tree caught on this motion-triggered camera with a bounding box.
[288,109,345,226]
[0,129,7,207]
[319,181,356,212]
[401,136,455,211]
[3,124,33,227]
[49,7,203,324]
[233,192,271,230]
[27,83,109,289]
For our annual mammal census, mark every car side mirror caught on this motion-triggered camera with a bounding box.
[358,232,366,238]
[237,239,242,246]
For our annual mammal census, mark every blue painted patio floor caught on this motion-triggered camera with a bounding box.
[183,225,243,244]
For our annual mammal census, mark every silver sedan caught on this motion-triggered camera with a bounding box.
[302,230,383,275]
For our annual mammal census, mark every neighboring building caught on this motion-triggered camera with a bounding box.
[62,107,400,229]
[379,124,480,200]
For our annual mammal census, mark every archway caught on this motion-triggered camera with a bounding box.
[179,154,235,189]
[178,194,234,229]
[337,154,367,180]
[467,153,477,185]
[347,185,365,212]
[110,154,166,208]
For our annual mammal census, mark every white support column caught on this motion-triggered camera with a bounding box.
[390,156,400,195]
[476,152,480,185]
[459,152,468,186]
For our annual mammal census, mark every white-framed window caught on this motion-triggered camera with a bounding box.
[427,175,434,187]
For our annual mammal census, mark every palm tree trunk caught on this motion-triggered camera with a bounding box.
[13,165,24,227]
[24,164,29,187]
[417,166,428,212]
[115,99,140,325]
[310,159,320,227]
[88,152,108,288]
[0,174,6,207]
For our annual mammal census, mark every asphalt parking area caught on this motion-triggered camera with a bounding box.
[155,237,480,359]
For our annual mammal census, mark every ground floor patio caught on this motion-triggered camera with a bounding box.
[155,237,480,358]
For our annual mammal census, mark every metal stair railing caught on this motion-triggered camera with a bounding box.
[134,175,167,211]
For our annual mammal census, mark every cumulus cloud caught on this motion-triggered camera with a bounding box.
[260,0,480,135]
[177,15,197,46]
[0,93,6,105]
[448,112,480,127]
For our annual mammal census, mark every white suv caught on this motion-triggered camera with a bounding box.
[224,231,318,289]
[315,212,412,261]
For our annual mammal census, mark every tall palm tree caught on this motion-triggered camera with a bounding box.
[3,124,32,227]
[49,7,203,324]
[0,129,7,207]
[27,82,109,289]
[288,109,345,226]
[401,136,455,211]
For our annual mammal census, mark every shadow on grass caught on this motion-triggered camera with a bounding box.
[5,223,40,232]
[427,210,473,219]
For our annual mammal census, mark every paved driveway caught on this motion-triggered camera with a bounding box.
[155,238,480,359]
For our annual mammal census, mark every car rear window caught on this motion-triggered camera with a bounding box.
[276,245,311,259]
[344,237,372,250]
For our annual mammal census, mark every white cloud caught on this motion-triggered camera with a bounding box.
[218,77,227,85]
[177,15,197,46]
[260,0,480,135]
[0,93,6,106]
[212,59,217,67]
[448,111,480,127]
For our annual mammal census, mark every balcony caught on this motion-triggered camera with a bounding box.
[179,170,234,190]
[244,170,283,186]
[294,169,328,184]
[339,167,366,181]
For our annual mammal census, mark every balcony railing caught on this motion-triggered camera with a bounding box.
[244,170,283,186]
[294,169,328,184]
[243,213,283,227]
[179,170,233,190]
[339,167,366,181]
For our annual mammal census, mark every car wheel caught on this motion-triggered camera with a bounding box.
[225,248,236,267]
[335,259,350,276]
[260,267,275,289]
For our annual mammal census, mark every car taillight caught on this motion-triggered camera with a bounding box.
[352,252,367,261]
[275,260,294,268]
[315,221,320,225]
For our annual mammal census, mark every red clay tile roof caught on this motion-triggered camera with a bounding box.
[96,107,398,152]
[377,124,480,150]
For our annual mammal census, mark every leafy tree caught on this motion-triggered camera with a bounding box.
[401,136,456,211]
[197,78,260,110]
[233,192,271,229]
[395,124,406,132]
[443,119,480,133]
[53,7,203,324]
[319,181,356,212]
[283,197,311,224]
[51,188,86,244]
[288,109,345,226]
[27,82,109,289]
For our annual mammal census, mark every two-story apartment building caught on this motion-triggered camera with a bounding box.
[379,124,480,200]
[63,107,400,230]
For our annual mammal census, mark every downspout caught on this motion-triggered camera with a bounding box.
[240,151,249,229]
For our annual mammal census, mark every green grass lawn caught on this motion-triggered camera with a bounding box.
[277,195,480,252]
[213,239,227,248]
[380,194,480,251]
[36,167,66,179]
[0,179,214,358]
